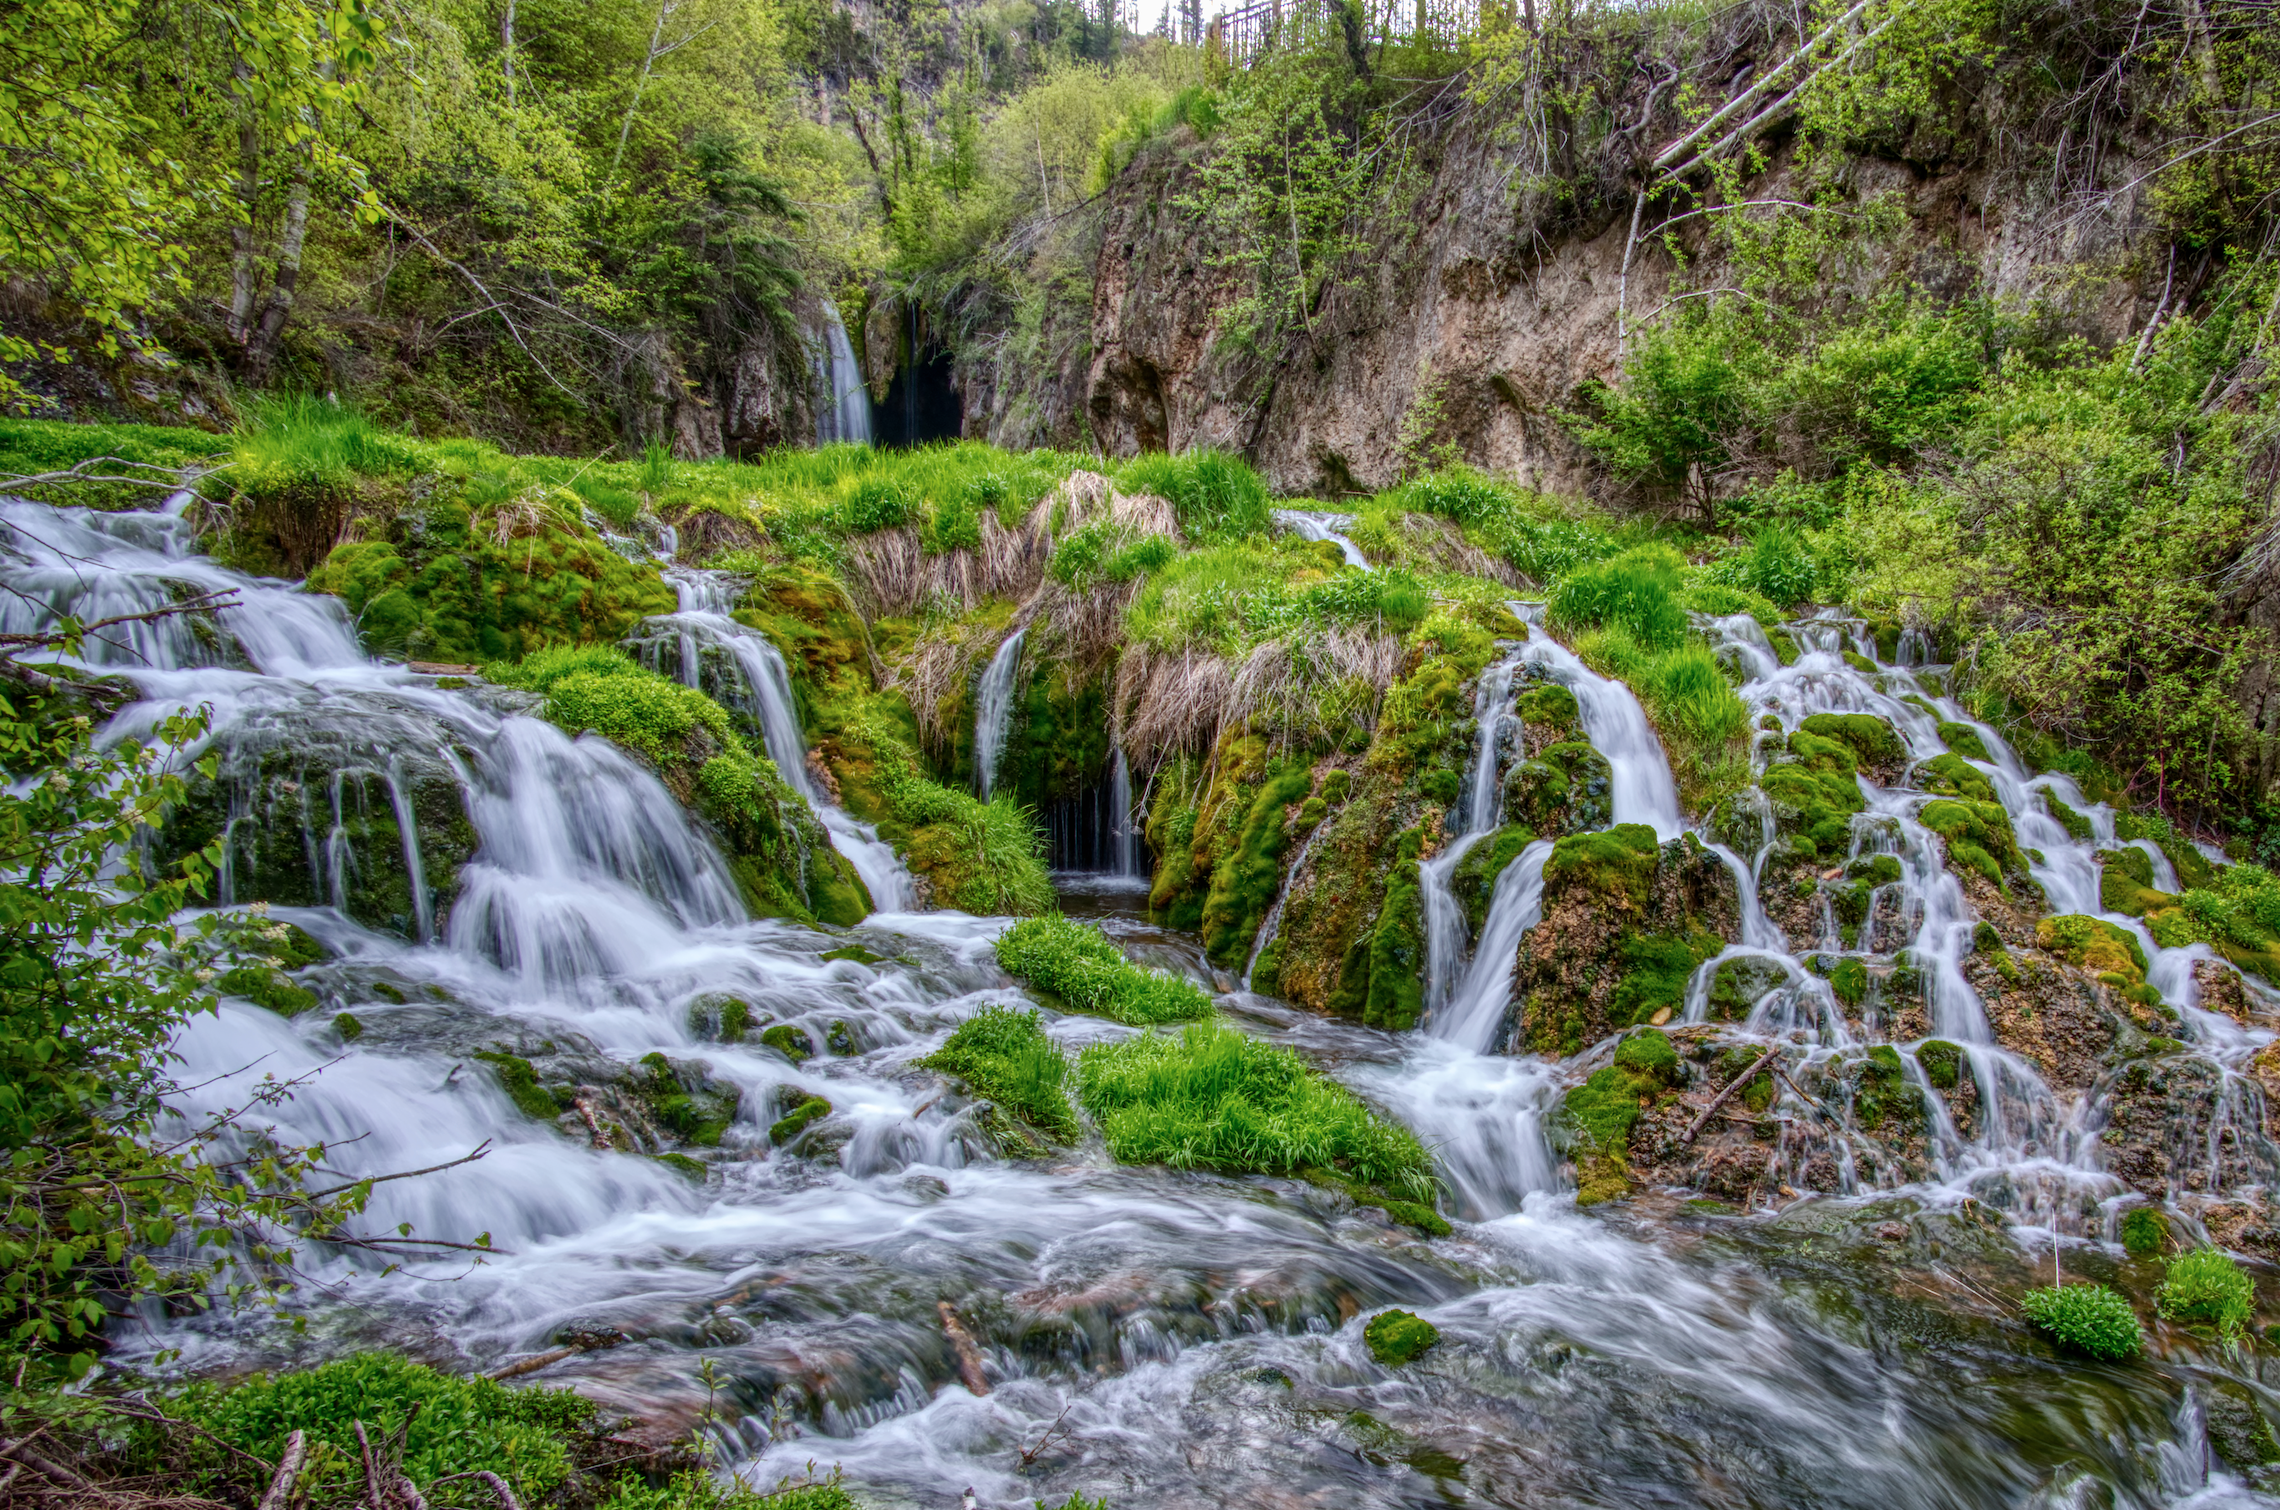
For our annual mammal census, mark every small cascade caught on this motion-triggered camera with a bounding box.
[1271,508,1372,570]
[1419,645,1528,1014]
[1109,744,1144,878]
[1517,629,1684,839]
[1433,838,1555,1053]
[811,306,872,446]
[629,569,916,912]
[972,628,1025,801]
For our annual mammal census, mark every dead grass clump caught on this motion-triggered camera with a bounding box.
[1116,645,1234,765]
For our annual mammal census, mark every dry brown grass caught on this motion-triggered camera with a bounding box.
[841,497,1057,619]
[1114,626,1403,766]
[1401,513,1526,586]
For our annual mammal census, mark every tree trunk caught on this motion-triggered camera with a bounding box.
[227,57,260,344]
[243,157,312,383]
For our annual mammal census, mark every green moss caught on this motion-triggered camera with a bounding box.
[1561,1029,1683,1201]
[1762,741,1866,859]
[1515,681,1581,737]
[1842,650,1879,675]
[2045,792,2094,839]
[219,964,318,1016]
[1706,953,1788,1022]
[1917,1038,1962,1090]
[1920,797,2021,888]
[1830,957,1869,1005]
[2036,913,2149,981]
[1450,824,1536,933]
[2121,1206,2169,1257]
[1319,769,1352,804]
[2099,848,2171,916]
[1853,1044,1919,1131]
[2022,1283,2143,1361]
[760,1024,815,1062]
[1798,713,1901,768]
[1200,765,1316,964]
[995,914,1215,1024]
[1937,721,1991,761]
[1364,1310,1442,1366]
[333,1012,365,1041]
[655,1152,708,1180]
[767,1094,832,1146]
[1612,1026,1681,1085]
[1767,626,1800,665]
[1503,740,1612,836]
[1542,823,1661,907]
[1918,753,1996,804]
[921,1006,1078,1140]
[1610,931,1720,1026]
[1365,855,1428,1032]
[472,1051,561,1122]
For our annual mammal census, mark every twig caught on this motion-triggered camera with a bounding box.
[1017,1402,1073,1468]
[258,1430,308,1510]
[1682,1047,1780,1144]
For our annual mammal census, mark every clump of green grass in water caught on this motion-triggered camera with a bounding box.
[1075,1018,1438,1214]
[175,1352,597,1503]
[995,915,1213,1025]
[1119,448,1272,541]
[2021,1282,2143,1361]
[2157,1247,2257,1343]
[868,729,1055,915]
[922,1006,1079,1141]
[1363,1309,1441,1366]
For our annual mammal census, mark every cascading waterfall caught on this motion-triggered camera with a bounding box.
[812,306,872,447]
[12,484,2271,1508]
[1109,744,1143,878]
[1271,508,1372,570]
[972,628,1025,802]
[627,569,916,912]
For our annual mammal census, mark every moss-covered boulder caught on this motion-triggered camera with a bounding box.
[1515,828,1739,1057]
[308,487,673,664]
[1502,740,1611,836]
[1560,1028,1684,1204]
[1449,824,1537,934]
[1363,828,1430,1031]
[1761,729,1869,862]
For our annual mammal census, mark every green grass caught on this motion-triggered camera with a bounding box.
[1549,543,1690,650]
[600,1472,858,1510]
[234,395,424,490]
[922,1005,1079,1140]
[1075,1017,1436,1203]
[1117,448,1272,540]
[867,722,1055,915]
[2022,1283,2143,1362]
[994,914,1214,1024]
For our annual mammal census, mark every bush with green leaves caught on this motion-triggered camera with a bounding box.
[2157,1247,2257,1343]
[922,1006,1078,1140]
[1076,1018,1436,1206]
[2021,1282,2143,1362]
[994,915,1213,1025]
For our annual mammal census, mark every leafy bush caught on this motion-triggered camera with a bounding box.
[994,915,1213,1024]
[1120,449,1272,541]
[2157,1247,2257,1342]
[1702,528,1819,608]
[1076,1018,1435,1202]
[183,1353,595,1502]
[2022,1282,2143,1361]
[922,1006,1078,1139]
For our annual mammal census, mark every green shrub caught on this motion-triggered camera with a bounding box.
[1363,1309,1441,1366]
[2158,1248,2257,1342]
[2021,1283,2143,1361]
[183,1353,595,1502]
[995,915,1213,1025]
[922,1006,1078,1140]
[1076,1018,1435,1202]
[1703,528,1819,608]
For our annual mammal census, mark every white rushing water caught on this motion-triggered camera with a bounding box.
[1271,508,1372,569]
[971,627,1025,802]
[9,487,2271,1508]
[812,306,872,446]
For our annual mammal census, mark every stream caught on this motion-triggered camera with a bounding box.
[7,491,2278,1508]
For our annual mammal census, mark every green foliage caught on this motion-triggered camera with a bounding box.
[2021,1283,2144,1362]
[1701,529,1821,609]
[182,1353,594,1502]
[922,1006,1078,1140]
[598,1471,857,1510]
[1549,545,1689,651]
[2121,1207,2169,1258]
[995,915,1214,1025]
[1567,308,1763,525]
[1363,1309,1440,1366]
[2157,1248,2257,1343]
[869,731,1055,915]
[1075,1018,1435,1202]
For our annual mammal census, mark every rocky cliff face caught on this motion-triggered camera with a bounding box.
[965,112,2166,499]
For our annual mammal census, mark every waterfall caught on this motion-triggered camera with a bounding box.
[628,570,916,912]
[1110,744,1143,878]
[1419,645,1528,1015]
[1271,508,1372,570]
[972,628,1025,801]
[1242,823,1323,990]
[1517,630,1684,839]
[813,306,872,446]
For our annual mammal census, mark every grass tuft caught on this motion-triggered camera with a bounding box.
[2022,1282,2143,1361]
[994,915,1213,1024]
[922,1005,1078,1140]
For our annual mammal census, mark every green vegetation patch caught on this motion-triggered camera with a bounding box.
[995,914,1214,1025]
[2022,1283,2143,1361]
[2157,1248,2257,1343]
[1076,1018,1436,1209]
[2035,914,2149,982]
[921,1005,1078,1141]
[1560,1029,1682,1204]
[472,1051,567,1122]
[1363,1309,1441,1366]
[1798,712,1901,768]
[2121,1206,2169,1257]
[1543,823,1662,908]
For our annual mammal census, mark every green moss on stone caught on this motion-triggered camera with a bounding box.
[1917,1038,1963,1090]
[768,1095,832,1146]
[1364,1310,1441,1366]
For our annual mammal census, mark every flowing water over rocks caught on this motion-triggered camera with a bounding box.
[13,493,2280,1508]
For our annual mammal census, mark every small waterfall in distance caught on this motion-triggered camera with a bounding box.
[813,305,871,446]
[972,628,1024,801]
[1272,508,1372,569]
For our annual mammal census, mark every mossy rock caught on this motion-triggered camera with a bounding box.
[1851,1044,1921,1131]
[1542,823,1661,909]
[654,1152,708,1181]
[333,1011,365,1041]
[1797,713,1901,770]
[1365,849,1428,1032]
[220,963,319,1016]
[2036,913,2149,983]
[768,1094,832,1146]
[2120,1205,2169,1257]
[1450,824,1537,934]
[1920,797,2022,891]
[636,1052,741,1145]
[1364,1310,1442,1367]
[2098,848,2172,916]
[1612,931,1721,1026]
[1199,764,1316,965]
[689,993,765,1042]
[760,1024,816,1062]
[1762,747,1866,860]
[472,1050,570,1122]
[1917,753,1996,805]
[1503,741,1612,837]
[1829,957,1869,1006]
[1767,626,1801,665]
[1514,681,1581,740]
[1936,721,1991,761]
[1917,1038,1963,1090]
[2044,791,2094,840]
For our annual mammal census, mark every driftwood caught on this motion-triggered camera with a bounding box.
[485,1328,624,1382]
[1681,1047,1780,1144]
[0,1435,94,1490]
[937,1302,990,1396]
[255,1432,306,1510]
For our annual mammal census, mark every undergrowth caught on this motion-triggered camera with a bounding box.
[994,914,1213,1024]
[921,1005,1079,1140]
